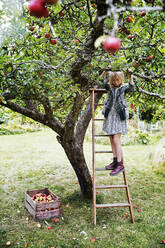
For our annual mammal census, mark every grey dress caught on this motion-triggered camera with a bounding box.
[103,88,127,135]
[102,82,134,135]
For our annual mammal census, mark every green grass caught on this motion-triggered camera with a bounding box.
[0,129,165,248]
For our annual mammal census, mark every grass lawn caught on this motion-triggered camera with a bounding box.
[0,129,165,248]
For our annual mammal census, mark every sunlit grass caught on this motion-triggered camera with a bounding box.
[0,129,165,248]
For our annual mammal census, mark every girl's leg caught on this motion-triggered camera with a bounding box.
[113,134,122,162]
[105,135,117,170]
[110,134,124,176]
[109,135,117,158]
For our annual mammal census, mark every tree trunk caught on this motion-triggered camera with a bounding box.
[62,139,93,199]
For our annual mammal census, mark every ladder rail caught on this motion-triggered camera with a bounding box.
[91,90,96,225]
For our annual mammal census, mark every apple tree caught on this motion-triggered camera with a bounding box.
[0,0,165,198]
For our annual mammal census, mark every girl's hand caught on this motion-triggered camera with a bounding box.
[127,69,134,84]
[127,69,132,78]
[100,71,107,78]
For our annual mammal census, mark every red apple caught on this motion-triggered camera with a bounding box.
[137,209,142,212]
[130,104,135,109]
[74,39,80,44]
[128,35,134,40]
[29,0,49,18]
[90,237,95,242]
[59,10,65,17]
[45,33,50,38]
[126,16,133,22]
[146,55,153,61]
[24,243,29,247]
[50,38,57,44]
[39,71,43,76]
[140,11,146,16]
[4,71,8,76]
[48,226,52,230]
[104,36,121,54]
[54,218,59,223]
[125,29,131,35]
[133,62,140,67]
[29,26,35,31]
[161,240,165,244]
[43,7,49,18]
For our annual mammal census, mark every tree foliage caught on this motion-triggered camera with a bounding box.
[0,0,164,197]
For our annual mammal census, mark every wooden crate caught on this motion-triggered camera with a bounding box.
[25,188,62,221]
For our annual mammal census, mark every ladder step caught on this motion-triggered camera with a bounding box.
[95,104,104,106]
[95,167,106,171]
[94,119,104,121]
[95,151,112,153]
[96,203,131,208]
[94,135,109,137]
[95,167,125,172]
[95,185,128,189]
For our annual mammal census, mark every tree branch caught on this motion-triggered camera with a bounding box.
[70,1,107,86]
[13,56,73,71]
[64,92,84,142]
[0,100,64,135]
[137,87,165,99]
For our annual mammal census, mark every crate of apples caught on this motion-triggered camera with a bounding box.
[25,188,62,221]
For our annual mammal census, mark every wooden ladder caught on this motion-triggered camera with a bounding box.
[90,88,134,225]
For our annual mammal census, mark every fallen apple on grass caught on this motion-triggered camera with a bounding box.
[90,237,95,242]
[48,226,52,230]
[54,218,59,223]
[6,241,11,246]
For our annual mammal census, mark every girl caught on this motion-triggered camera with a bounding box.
[101,70,134,176]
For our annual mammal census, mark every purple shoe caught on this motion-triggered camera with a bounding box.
[110,162,125,176]
[105,158,117,170]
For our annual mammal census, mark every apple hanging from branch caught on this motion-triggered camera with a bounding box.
[103,36,121,54]
[29,0,49,18]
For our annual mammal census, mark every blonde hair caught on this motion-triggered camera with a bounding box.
[108,71,124,88]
